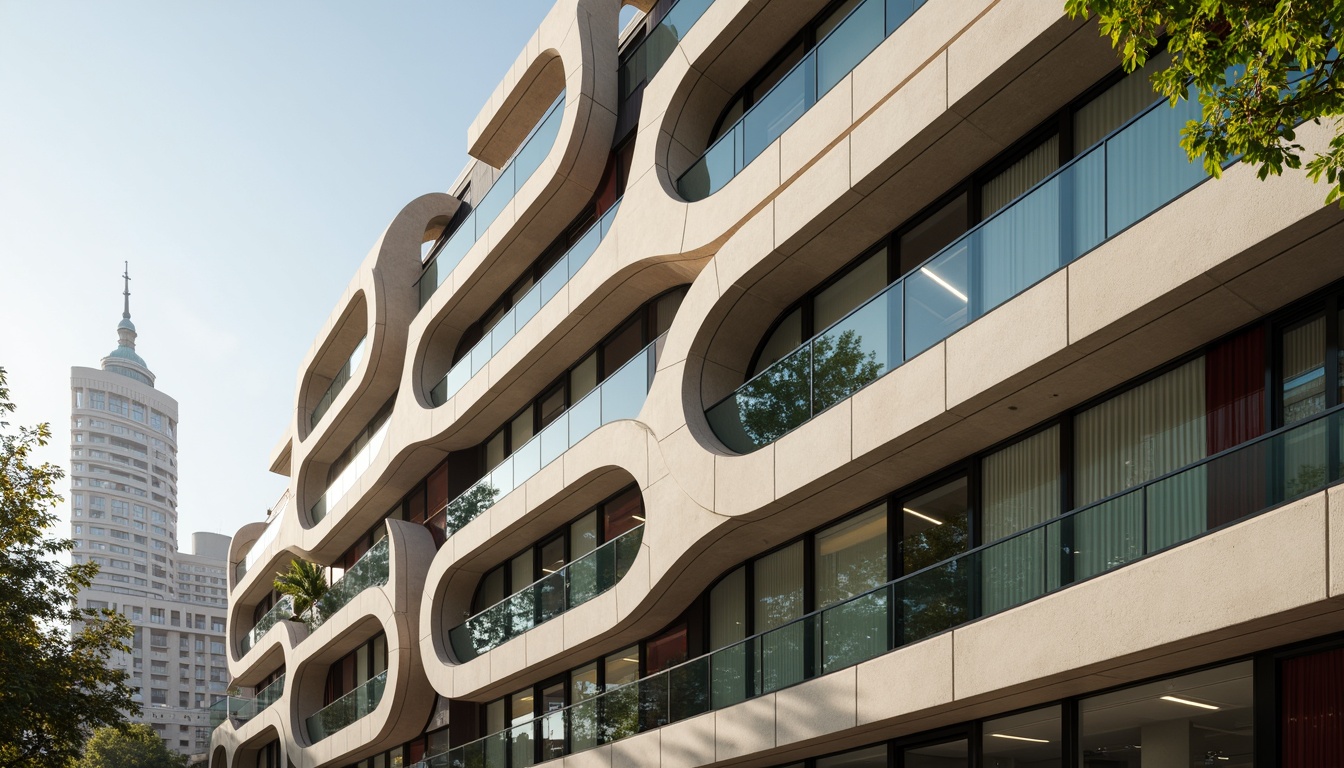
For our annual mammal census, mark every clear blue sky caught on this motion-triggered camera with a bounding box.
[0,1,601,544]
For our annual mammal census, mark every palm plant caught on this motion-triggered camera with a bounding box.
[274,559,328,624]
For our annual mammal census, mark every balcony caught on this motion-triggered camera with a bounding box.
[707,91,1208,452]
[239,596,294,655]
[416,405,1344,767]
[617,0,715,98]
[418,96,566,308]
[428,336,664,539]
[430,200,622,406]
[677,0,926,200]
[448,524,643,662]
[310,417,390,524]
[299,536,390,630]
[234,498,286,582]
[209,674,285,730]
[305,670,387,743]
[310,337,366,429]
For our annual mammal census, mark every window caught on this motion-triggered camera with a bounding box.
[1079,661,1252,765]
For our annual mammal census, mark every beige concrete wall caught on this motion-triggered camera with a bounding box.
[218,0,1344,765]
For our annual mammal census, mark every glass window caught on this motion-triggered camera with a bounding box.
[815,505,888,607]
[538,384,566,429]
[1079,661,1253,767]
[570,512,598,560]
[709,567,747,651]
[644,623,688,674]
[484,432,506,473]
[754,541,805,692]
[1282,314,1327,425]
[899,192,968,276]
[817,745,886,767]
[905,740,968,767]
[901,477,969,575]
[510,552,533,592]
[982,426,1061,542]
[1073,49,1172,150]
[980,135,1060,215]
[603,487,644,540]
[814,0,865,39]
[602,318,644,376]
[984,705,1061,767]
[570,353,599,402]
[510,407,535,450]
[754,307,804,375]
[570,662,599,702]
[539,535,566,576]
[653,289,685,338]
[814,249,888,332]
[604,646,640,689]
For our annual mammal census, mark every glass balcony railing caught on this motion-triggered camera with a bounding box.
[618,0,716,98]
[448,524,644,662]
[418,96,567,308]
[209,674,286,730]
[234,514,282,582]
[430,200,623,407]
[299,536,390,630]
[427,336,664,541]
[677,0,926,200]
[310,418,390,524]
[707,91,1210,453]
[310,338,366,429]
[415,405,1344,768]
[305,670,387,743]
[240,595,295,655]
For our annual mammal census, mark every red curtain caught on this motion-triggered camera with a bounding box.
[1205,326,1266,528]
[1283,647,1344,767]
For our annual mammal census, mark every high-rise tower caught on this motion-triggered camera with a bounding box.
[70,265,231,762]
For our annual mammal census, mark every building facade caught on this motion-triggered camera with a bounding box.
[71,271,231,762]
[212,1,1344,767]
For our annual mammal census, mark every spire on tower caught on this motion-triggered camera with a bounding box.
[122,261,131,320]
[103,261,154,386]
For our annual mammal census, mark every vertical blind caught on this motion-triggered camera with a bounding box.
[981,426,1061,613]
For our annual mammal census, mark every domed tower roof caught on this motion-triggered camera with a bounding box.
[101,262,156,387]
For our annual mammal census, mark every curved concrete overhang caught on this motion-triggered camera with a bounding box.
[211,719,290,768]
[414,0,622,393]
[412,120,1344,705]
[292,193,461,511]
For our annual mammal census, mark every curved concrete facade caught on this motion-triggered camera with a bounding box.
[215,0,1344,766]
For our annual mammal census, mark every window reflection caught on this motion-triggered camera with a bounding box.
[1079,661,1253,767]
[984,706,1061,768]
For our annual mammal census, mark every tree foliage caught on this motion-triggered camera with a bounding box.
[273,558,327,621]
[0,367,136,767]
[1065,0,1344,205]
[735,329,885,446]
[74,724,189,768]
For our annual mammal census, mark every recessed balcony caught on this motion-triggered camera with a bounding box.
[427,335,664,539]
[300,535,390,630]
[429,200,623,406]
[239,595,295,655]
[416,404,1343,766]
[707,92,1209,452]
[448,523,644,661]
[677,0,927,201]
[209,673,285,731]
[304,670,387,743]
[418,96,566,308]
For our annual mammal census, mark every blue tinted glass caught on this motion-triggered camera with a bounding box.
[816,0,884,97]
[904,243,970,357]
[976,175,1062,313]
[742,58,815,164]
[1105,96,1206,235]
